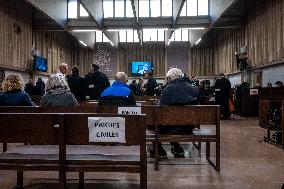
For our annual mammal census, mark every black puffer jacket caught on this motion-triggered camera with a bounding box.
[160,78,198,105]
[85,71,110,100]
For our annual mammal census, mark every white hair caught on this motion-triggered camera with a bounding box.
[166,68,184,81]
[45,74,69,92]
[115,72,127,82]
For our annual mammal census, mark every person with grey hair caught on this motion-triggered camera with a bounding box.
[153,68,198,159]
[40,74,79,107]
[99,72,136,105]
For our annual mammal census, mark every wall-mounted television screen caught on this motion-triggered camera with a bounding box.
[131,61,153,77]
[33,55,48,72]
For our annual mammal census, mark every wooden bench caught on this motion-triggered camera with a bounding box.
[0,112,147,189]
[153,105,220,171]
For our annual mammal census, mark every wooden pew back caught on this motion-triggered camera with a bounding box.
[64,114,146,145]
[0,113,63,144]
[156,105,220,126]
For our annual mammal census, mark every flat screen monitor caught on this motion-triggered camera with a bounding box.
[33,55,48,72]
[131,61,153,77]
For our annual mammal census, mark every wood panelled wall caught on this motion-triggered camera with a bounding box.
[0,0,32,71]
[0,0,94,76]
[191,0,284,76]
[118,43,165,77]
[191,28,246,76]
[247,0,284,67]
[32,31,95,75]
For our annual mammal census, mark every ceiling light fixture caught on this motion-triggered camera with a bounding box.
[107,29,132,32]
[73,29,99,32]
[79,40,87,47]
[179,27,205,30]
[195,38,202,45]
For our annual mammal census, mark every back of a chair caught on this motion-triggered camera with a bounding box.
[0,113,63,144]
[156,105,220,126]
[64,114,146,146]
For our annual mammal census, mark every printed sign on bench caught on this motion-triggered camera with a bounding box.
[118,107,142,115]
[88,117,126,143]
[250,88,259,95]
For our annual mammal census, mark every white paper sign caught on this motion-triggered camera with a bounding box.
[250,89,259,95]
[118,107,142,115]
[209,97,215,102]
[88,117,125,143]
[89,84,95,88]
[136,103,142,106]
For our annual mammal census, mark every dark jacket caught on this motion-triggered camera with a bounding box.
[67,74,86,101]
[214,76,231,117]
[99,81,136,105]
[34,81,45,95]
[145,76,157,96]
[85,71,110,100]
[129,83,137,96]
[0,90,33,106]
[24,83,34,96]
[160,78,198,105]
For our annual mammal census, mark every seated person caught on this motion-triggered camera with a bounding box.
[0,74,33,106]
[157,68,198,158]
[99,72,136,105]
[40,74,79,107]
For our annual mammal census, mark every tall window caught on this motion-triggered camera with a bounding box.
[103,33,110,42]
[187,0,197,16]
[119,30,127,42]
[157,30,165,41]
[162,0,172,16]
[174,30,182,41]
[134,31,139,42]
[68,0,77,18]
[115,0,125,17]
[127,30,134,42]
[182,30,189,41]
[150,0,160,17]
[139,0,150,17]
[126,0,134,17]
[96,31,103,42]
[103,0,113,18]
[80,4,89,17]
[198,0,208,15]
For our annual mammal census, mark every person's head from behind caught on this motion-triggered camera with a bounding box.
[146,71,153,78]
[92,63,99,71]
[45,74,69,93]
[115,72,127,83]
[275,81,283,88]
[166,68,183,83]
[72,66,80,76]
[219,73,225,78]
[2,74,24,92]
[37,77,42,82]
[59,63,68,74]
[267,82,272,88]
[131,80,136,84]
[139,78,143,84]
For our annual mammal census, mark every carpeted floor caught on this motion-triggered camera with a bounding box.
[0,115,283,189]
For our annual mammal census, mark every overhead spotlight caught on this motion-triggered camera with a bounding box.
[179,27,205,30]
[79,40,87,47]
[72,29,99,32]
[107,29,132,32]
[195,38,202,45]
[143,28,169,31]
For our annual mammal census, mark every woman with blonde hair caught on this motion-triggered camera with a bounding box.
[0,74,33,106]
[40,74,79,107]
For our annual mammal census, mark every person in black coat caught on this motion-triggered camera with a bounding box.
[85,64,110,100]
[67,66,86,101]
[155,68,199,159]
[145,72,157,96]
[129,80,137,96]
[214,73,231,119]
